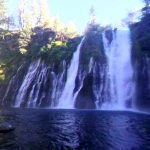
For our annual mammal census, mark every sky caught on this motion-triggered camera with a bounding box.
[8,0,144,33]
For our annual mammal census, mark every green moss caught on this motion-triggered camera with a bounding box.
[0,23,104,86]
[52,41,64,46]
[0,67,5,80]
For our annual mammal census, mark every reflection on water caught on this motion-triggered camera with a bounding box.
[0,109,150,150]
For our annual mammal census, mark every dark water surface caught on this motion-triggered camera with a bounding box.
[0,108,150,150]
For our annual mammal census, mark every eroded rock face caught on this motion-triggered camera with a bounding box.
[2,24,106,109]
[75,73,96,109]
[0,84,7,101]
[130,20,150,109]
[104,29,113,45]
[135,56,150,108]
[74,25,106,109]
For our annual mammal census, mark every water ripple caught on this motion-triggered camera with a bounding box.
[0,109,150,150]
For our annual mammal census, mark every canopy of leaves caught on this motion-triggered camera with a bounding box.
[0,0,6,24]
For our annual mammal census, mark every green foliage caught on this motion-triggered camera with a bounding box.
[130,1,150,60]
[0,0,79,93]
[23,26,80,66]
[40,39,77,65]
[0,28,24,85]
[18,27,32,55]
[0,51,23,84]
[0,0,7,25]
[52,40,66,47]
[63,22,77,38]
[0,65,5,81]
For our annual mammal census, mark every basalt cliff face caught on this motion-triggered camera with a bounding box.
[130,14,150,109]
[2,24,107,109]
[1,23,150,110]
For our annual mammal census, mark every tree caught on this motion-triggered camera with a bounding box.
[18,0,27,29]
[53,17,63,33]
[142,0,150,14]
[19,0,52,28]
[89,6,96,24]
[18,0,53,54]
[144,0,150,7]
[0,0,7,26]
[18,0,33,54]
[38,0,52,27]
[5,16,15,30]
[63,21,77,38]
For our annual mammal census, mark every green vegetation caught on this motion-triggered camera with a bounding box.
[0,26,79,84]
[130,0,150,60]
[0,0,80,86]
[0,0,105,101]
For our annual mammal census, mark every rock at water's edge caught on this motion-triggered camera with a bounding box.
[0,122,15,133]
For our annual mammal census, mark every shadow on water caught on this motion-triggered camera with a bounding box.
[0,108,150,150]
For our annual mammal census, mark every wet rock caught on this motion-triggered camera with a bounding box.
[105,28,113,45]
[0,122,15,133]
[75,73,96,109]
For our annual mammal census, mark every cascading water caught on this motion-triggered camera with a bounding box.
[57,37,85,108]
[102,28,135,110]
[92,63,107,109]
[2,27,137,110]
[50,61,66,107]
[13,59,67,108]
[14,59,42,107]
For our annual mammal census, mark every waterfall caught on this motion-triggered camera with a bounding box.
[2,64,25,106]
[50,61,66,107]
[13,59,67,108]
[92,63,107,109]
[14,59,42,107]
[57,37,85,108]
[2,27,137,110]
[102,28,134,110]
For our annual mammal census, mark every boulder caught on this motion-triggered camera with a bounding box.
[0,122,15,133]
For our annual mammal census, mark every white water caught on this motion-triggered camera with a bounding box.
[15,59,42,107]
[50,61,66,107]
[93,63,106,109]
[102,29,134,110]
[57,37,85,108]
[5,28,136,110]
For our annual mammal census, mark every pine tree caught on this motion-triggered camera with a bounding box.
[89,6,96,24]
[143,0,150,14]
[18,0,32,54]
[144,0,150,7]
[53,17,63,32]
[39,0,51,27]
[63,21,77,38]
[0,0,7,26]
[31,0,40,27]
[18,0,30,29]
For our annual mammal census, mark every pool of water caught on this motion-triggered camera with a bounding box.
[0,108,150,150]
